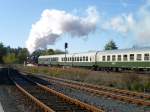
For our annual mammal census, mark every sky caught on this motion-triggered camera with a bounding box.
[0,0,149,53]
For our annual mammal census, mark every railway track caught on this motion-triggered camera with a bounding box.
[9,69,104,112]
[28,73,150,107]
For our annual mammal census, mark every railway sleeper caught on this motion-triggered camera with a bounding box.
[48,78,150,107]
[47,75,150,100]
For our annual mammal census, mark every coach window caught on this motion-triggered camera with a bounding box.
[86,56,88,61]
[144,53,149,60]
[112,55,116,61]
[118,55,121,61]
[123,55,128,61]
[102,56,105,61]
[107,55,110,61]
[74,57,76,61]
[137,54,142,61]
[77,57,79,61]
[70,57,72,61]
[83,56,85,61]
[130,54,134,61]
[80,57,82,61]
[68,57,70,61]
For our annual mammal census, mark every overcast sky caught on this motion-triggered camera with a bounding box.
[0,0,149,53]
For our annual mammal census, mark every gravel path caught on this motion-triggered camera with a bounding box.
[0,68,32,112]
[0,85,36,112]
[0,86,22,112]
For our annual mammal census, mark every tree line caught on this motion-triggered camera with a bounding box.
[0,40,118,64]
[0,43,29,64]
[0,42,65,64]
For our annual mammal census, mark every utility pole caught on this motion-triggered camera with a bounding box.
[64,42,68,65]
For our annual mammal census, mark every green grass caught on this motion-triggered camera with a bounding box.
[16,65,150,93]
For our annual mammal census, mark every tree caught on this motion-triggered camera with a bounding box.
[54,49,66,54]
[31,49,45,57]
[0,42,30,64]
[44,49,55,55]
[17,48,29,63]
[104,40,118,50]
[0,43,7,63]
[31,49,64,57]
[3,53,18,64]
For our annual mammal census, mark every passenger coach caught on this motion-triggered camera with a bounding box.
[38,47,150,71]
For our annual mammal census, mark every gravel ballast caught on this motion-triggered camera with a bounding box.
[48,82,150,112]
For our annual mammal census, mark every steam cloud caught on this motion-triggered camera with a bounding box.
[26,7,98,53]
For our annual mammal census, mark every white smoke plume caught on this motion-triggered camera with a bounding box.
[26,7,98,53]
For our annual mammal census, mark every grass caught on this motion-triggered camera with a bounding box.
[16,65,150,93]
